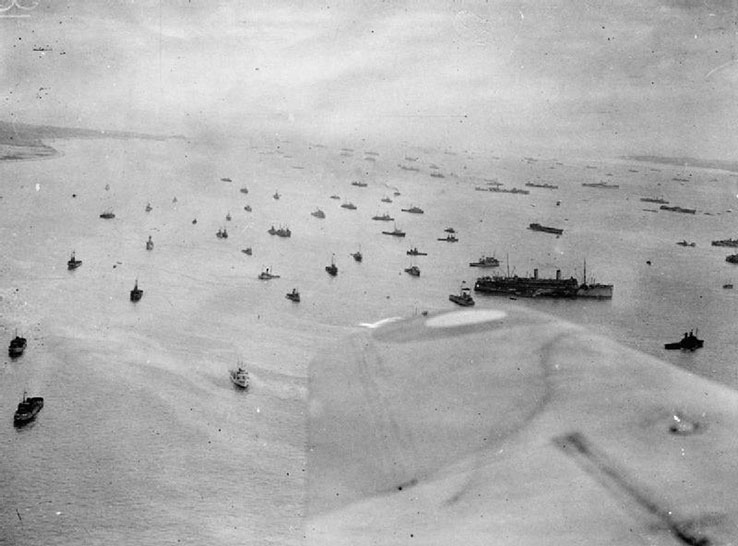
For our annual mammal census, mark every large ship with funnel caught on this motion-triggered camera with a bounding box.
[474,263,613,299]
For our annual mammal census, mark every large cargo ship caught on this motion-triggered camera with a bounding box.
[474,264,613,299]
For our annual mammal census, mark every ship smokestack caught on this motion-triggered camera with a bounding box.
[533,268,538,279]
[556,269,561,280]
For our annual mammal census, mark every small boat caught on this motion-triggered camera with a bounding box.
[226,212,232,221]
[192,218,198,224]
[660,205,696,214]
[407,247,427,256]
[311,208,326,219]
[382,225,406,237]
[273,191,281,200]
[449,282,475,306]
[401,206,424,214]
[326,255,338,276]
[330,194,341,200]
[99,209,115,219]
[727,254,738,264]
[640,197,668,204]
[240,186,249,194]
[712,239,738,247]
[444,227,456,234]
[469,255,500,268]
[528,223,564,235]
[67,250,82,270]
[438,234,458,242]
[381,196,392,203]
[351,250,363,262]
[221,177,232,182]
[230,364,249,389]
[146,236,154,251]
[582,182,619,189]
[242,248,253,256]
[14,392,44,426]
[8,333,27,358]
[244,205,252,212]
[723,282,733,289]
[341,202,357,210]
[286,288,300,302]
[372,213,394,221]
[351,181,368,187]
[145,202,152,212]
[664,331,703,351]
[216,227,228,239]
[676,240,695,247]
[268,225,291,238]
[404,265,420,277]
[393,191,401,196]
[130,280,143,302]
[258,267,280,280]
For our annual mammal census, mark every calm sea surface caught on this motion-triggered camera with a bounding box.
[1,137,737,545]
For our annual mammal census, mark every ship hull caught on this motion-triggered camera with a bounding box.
[474,279,613,299]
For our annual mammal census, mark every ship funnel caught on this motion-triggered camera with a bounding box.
[556,269,561,280]
[533,268,538,279]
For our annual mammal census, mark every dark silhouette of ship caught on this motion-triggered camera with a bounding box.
[382,225,406,237]
[67,251,82,270]
[326,254,338,276]
[351,250,363,262]
[311,208,326,219]
[525,182,559,189]
[99,209,115,219]
[528,223,563,235]
[14,392,43,427]
[130,280,143,302]
[469,255,500,268]
[268,226,291,238]
[8,332,27,358]
[372,213,394,221]
[474,262,613,299]
[146,236,154,251]
[449,282,474,306]
[664,331,703,351]
[407,247,427,256]
[437,233,458,242]
[286,288,300,302]
[660,205,696,214]
[216,227,228,239]
[404,265,420,277]
[582,182,619,189]
[712,239,738,247]
[640,197,668,204]
[401,206,424,214]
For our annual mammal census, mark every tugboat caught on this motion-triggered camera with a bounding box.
[469,255,500,268]
[240,186,249,194]
[13,392,44,426]
[229,364,249,389]
[449,282,475,306]
[401,206,424,214]
[407,247,427,256]
[325,255,338,276]
[258,267,280,280]
[676,240,695,247]
[311,208,326,219]
[67,250,82,270]
[242,247,253,256]
[382,224,406,237]
[145,202,152,212]
[351,249,363,262]
[286,288,300,302]
[404,265,420,277]
[438,233,458,242]
[664,330,703,351]
[216,227,228,239]
[99,209,115,219]
[130,279,143,302]
[273,190,281,200]
[146,236,154,251]
[8,332,27,358]
[381,196,393,203]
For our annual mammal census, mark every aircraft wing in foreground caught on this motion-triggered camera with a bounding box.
[308,307,738,545]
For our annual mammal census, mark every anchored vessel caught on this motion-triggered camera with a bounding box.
[230,364,249,389]
[268,226,291,238]
[525,182,559,189]
[14,393,44,426]
[438,234,458,242]
[216,227,228,239]
[351,181,368,187]
[258,267,280,280]
[660,205,696,214]
[404,265,420,277]
[8,333,27,358]
[528,223,563,235]
[469,255,500,268]
[326,255,338,276]
[341,202,357,210]
[146,236,154,250]
[286,288,300,302]
[712,239,738,247]
[130,280,143,302]
[474,263,613,299]
[67,251,82,270]
[640,197,668,204]
[401,206,424,214]
[407,247,427,256]
[372,213,394,221]
[676,240,695,247]
[582,182,619,189]
[351,250,363,262]
[311,208,325,219]
[664,331,703,351]
[382,225,406,237]
[99,209,115,219]
[449,282,475,306]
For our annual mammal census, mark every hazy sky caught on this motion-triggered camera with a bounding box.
[2,0,737,158]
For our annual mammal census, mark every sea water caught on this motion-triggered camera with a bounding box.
[1,137,737,545]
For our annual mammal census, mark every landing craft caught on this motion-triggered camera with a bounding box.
[308,306,738,544]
